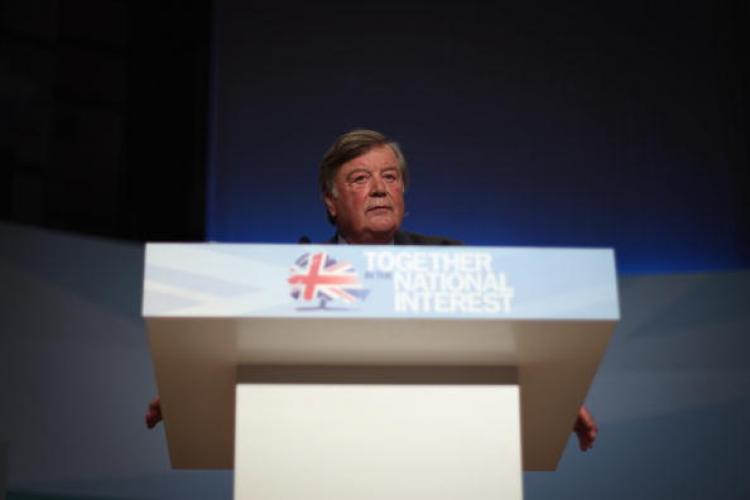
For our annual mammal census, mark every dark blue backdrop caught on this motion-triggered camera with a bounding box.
[207,0,748,275]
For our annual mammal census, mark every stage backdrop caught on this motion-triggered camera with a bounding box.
[207,0,748,276]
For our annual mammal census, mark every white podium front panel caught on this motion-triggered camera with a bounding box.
[143,243,618,471]
[234,384,522,500]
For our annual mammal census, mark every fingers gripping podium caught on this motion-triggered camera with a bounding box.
[143,244,619,500]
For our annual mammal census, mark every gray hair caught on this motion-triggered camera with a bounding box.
[319,129,408,224]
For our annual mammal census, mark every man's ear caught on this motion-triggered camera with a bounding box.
[324,192,337,219]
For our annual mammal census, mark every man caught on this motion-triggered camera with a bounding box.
[147,128,598,451]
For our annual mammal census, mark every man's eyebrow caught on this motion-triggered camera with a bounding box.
[345,168,371,179]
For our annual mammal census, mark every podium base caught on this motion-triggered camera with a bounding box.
[235,378,523,500]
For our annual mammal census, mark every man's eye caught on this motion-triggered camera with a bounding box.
[383,174,397,182]
[352,175,369,184]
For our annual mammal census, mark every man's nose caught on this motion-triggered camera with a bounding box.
[369,175,387,196]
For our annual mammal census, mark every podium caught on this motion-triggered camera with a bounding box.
[143,243,619,500]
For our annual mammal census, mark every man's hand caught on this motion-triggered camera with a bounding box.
[145,396,163,429]
[574,405,598,451]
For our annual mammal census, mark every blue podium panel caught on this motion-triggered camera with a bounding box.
[143,243,618,320]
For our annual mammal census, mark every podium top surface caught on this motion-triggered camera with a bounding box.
[143,243,619,320]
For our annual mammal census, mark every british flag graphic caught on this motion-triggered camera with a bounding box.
[288,252,368,308]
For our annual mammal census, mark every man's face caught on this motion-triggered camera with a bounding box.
[325,145,405,244]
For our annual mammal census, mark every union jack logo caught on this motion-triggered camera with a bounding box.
[288,252,367,308]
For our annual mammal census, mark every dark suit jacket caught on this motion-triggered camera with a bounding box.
[326,230,461,246]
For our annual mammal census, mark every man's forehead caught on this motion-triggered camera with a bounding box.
[339,147,398,172]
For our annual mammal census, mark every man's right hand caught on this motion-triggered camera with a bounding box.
[145,396,162,429]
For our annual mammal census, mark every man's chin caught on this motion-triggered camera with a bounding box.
[367,217,400,234]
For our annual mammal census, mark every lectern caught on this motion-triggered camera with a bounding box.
[143,243,618,500]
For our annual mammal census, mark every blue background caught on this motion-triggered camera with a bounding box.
[207,0,748,275]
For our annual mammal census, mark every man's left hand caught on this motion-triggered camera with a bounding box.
[574,405,598,451]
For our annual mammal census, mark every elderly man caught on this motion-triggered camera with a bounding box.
[147,128,598,452]
[319,129,458,246]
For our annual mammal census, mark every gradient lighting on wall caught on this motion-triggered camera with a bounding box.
[207,0,749,276]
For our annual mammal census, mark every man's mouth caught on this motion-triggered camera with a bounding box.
[367,205,392,212]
